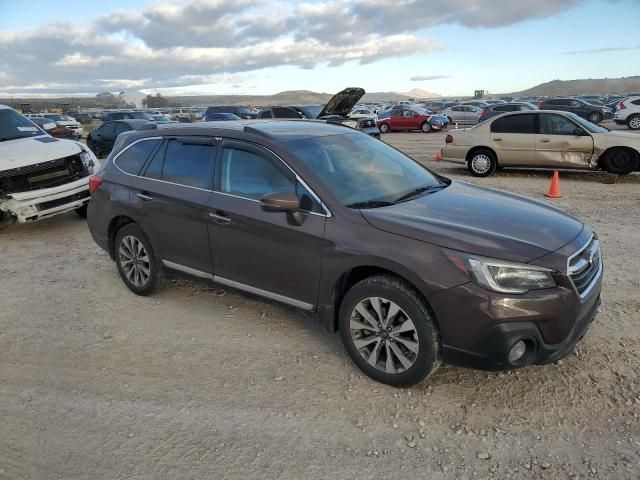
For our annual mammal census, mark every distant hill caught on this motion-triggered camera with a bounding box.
[512,76,640,97]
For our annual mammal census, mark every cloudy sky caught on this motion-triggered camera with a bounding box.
[1,0,639,97]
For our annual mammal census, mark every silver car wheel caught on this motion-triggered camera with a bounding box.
[349,297,419,374]
[630,117,640,129]
[118,235,151,288]
[471,154,492,174]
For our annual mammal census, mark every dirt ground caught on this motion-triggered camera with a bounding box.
[1,125,639,480]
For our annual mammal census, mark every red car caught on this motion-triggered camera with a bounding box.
[28,116,79,140]
[377,106,434,133]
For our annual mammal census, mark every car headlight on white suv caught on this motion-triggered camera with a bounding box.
[444,250,556,294]
[79,146,98,173]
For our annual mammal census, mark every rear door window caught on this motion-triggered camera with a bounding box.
[491,114,536,134]
[160,139,216,189]
[100,122,117,139]
[114,138,162,175]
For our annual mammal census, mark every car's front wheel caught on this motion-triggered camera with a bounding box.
[467,149,498,177]
[588,112,603,123]
[421,121,432,133]
[339,275,441,387]
[114,223,165,295]
[601,148,639,175]
[627,115,640,130]
[379,123,390,133]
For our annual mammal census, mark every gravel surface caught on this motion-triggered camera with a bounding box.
[1,125,639,479]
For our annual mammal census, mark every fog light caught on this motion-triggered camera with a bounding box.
[508,340,527,363]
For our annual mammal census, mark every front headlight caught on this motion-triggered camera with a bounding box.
[444,250,556,294]
[78,146,98,173]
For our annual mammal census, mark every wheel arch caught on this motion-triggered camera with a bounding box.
[107,215,136,259]
[465,146,498,165]
[320,265,438,333]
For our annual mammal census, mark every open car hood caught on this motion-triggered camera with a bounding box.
[317,87,366,119]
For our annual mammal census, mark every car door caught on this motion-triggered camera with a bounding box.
[489,113,537,165]
[389,108,405,130]
[449,106,463,124]
[207,139,327,308]
[463,106,479,124]
[110,122,131,153]
[96,122,117,153]
[130,136,216,274]
[535,113,594,168]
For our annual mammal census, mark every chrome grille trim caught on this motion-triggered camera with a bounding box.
[567,235,602,299]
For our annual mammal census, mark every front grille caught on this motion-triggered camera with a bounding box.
[0,154,88,194]
[568,236,601,297]
[359,118,376,129]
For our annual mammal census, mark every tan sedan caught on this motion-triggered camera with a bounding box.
[441,110,640,177]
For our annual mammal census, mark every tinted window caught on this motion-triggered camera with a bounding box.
[114,122,130,136]
[539,114,581,135]
[493,105,509,112]
[491,114,536,134]
[220,148,294,200]
[569,100,583,107]
[272,107,301,119]
[115,139,161,175]
[632,99,640,106]
[100,122,117,138]
[162,140,215,189]
[258,110,272,119]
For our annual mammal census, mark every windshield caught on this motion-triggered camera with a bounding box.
[286,133,446,207]
[0,109,46,141]
[568,113,609,133]
[297,106,324,119]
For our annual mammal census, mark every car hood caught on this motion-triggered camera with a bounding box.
[0,135,83,170]
[361,181,583,264]
[318,87,366,119]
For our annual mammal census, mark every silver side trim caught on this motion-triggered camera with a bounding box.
[213,275,314,311]
[160,260,314,311]
[162,260,214,279]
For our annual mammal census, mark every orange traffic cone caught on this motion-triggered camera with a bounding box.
[545,170,562,198]
[434,151,442,161]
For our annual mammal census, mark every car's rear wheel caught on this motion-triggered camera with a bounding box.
[627,115,640,130]
[379,123,390,133]
[114,223,165,295]
[588,112,603,123]
[601,148,639,175]
[421,121,432,133]
[338,275,441,387]
[467,149,498,177]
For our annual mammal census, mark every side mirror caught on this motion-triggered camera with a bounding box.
[260,191,300,212]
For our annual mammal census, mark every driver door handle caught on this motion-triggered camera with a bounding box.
[493,137,502,141]
[540,138,551,143]
[209,211,232,225]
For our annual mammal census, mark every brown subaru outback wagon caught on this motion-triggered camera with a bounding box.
[87,120,602,386]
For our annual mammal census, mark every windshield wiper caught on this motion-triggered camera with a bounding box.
[346,200,395,209]
[393,184,446,203]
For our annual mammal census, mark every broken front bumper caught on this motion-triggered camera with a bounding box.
[0,176,91,223]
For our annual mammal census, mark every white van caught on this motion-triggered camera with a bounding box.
[0,105,99,226]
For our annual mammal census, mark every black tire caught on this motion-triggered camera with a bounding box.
[627,114,640,130]
[338,275,441,387]
[588,111,603,124]
[421,121,432,133]
[379,123,390,133]
[114,223,165,296]
[74,204,88,218]
[600,148,639,175]
[467,148,498,177]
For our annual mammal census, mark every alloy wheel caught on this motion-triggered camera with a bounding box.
[471,154,492,174]
[118,235,151,288]
[349,297,419,374]
[629,116,640,130]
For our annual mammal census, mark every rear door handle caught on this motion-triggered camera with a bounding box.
[493,137,502,141]
[136,192,153,201]
[540,138,551,143]
[209,211,232,225]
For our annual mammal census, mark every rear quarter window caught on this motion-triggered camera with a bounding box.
[114,138,161,175]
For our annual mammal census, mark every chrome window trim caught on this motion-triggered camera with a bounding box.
[161,260,313,311]
[567,235,603,300]
[218,141,332,218]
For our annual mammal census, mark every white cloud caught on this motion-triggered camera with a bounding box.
[0,0,599,94]
[411,75,453,81]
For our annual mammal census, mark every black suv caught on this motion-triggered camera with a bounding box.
[539,98,611,124]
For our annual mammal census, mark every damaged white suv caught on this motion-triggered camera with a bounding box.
[0,105,99,226]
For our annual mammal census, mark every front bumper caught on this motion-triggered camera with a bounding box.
[430,270,602,371]
[0,176,91,223]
